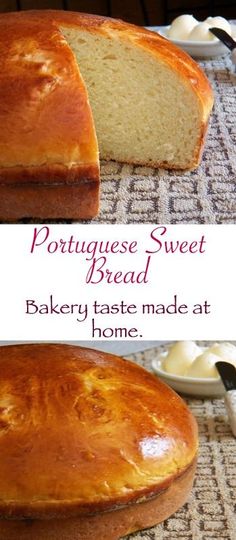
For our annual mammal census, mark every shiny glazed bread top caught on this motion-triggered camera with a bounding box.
[0,12,99,172]
[0,344,198,519]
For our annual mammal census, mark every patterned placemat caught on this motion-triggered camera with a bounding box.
[123,346,236,540]
[90,55,236,225]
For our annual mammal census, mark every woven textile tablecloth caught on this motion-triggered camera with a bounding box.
[122,346,236,540]
[91,55,236,225]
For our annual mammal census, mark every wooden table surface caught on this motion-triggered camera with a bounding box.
[0,0,235,26]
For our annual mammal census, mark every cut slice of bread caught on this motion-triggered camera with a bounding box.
[62,19,213,170]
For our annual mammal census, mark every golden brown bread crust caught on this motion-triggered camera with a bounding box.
[0,344,198,519]
[0,12,99,172]
[0,459,196,539]
[0,11,100,219]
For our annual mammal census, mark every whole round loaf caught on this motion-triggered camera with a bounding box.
[0,344,198,539]
[0,10,213,219]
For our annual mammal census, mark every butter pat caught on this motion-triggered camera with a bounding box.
[168,15,198,40]
[187,351,219,378]
[188,22,215,42]
[162,341,202,376]
[208,342,236,364]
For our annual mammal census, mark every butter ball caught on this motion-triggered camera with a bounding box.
[208,342,236,365]
[163,341,202,376]
[188,22,215,41]
[187,351,219,378]
[168,15,198,40]
[205,16,232,36]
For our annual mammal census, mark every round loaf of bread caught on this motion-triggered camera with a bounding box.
[0,344,198,539]
[0,10,214,220]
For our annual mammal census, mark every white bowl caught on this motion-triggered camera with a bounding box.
[152,352,225,397]
[148,25,232,58]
